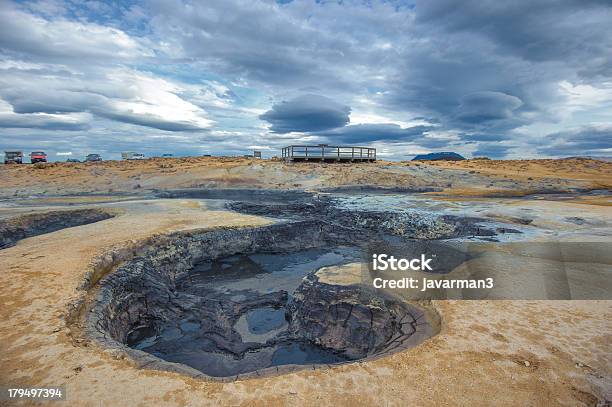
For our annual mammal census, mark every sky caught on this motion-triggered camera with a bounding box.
[0,0,611,161]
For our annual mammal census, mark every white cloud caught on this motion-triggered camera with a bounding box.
[104,69,214,130]
[0,98,90,130]
[349,111,437,129]
[0,2,152,60]
[0,0,611,159]
[0,64,215,131]
[558,80,612,112]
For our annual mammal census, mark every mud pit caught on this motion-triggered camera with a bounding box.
[84,191,525,379]
[88,220,440,379]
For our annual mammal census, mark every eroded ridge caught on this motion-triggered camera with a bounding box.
[0,208,117,249]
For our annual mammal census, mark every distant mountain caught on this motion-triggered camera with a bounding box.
[412,152,466,161]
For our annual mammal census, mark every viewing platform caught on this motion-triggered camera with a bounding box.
[282,145,376,162]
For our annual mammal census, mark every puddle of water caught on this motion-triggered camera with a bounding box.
[130,246,361,377]
[270,341,348,366]
[183,247,361,295]
[127,326,157,348]
[246,307,286,334]
[234,307,288,343]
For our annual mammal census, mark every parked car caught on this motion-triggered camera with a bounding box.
[121,152,145,160]
[30,151,47,163]
[66,158,80,163]
[85,154,102,162]
[3,151,23,164]
[161,153,173,158]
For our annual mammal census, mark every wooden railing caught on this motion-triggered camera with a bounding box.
[281,145,376,161]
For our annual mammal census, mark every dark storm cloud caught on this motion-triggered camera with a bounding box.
[0,112,90,130]
[414,0,612,75]
[4,89,105,115]
[537,126,612,156]
[386,0,612,136]
[145,0,398,91]
[260,95,350,133]
[318,123,431,144]
[456,92,523,124]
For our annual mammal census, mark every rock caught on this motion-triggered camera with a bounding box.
[0,209,115,249]
[287,273,420,359]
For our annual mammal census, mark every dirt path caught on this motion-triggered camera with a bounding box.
[0,199,609,406]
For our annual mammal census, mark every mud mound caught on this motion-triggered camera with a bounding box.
[289,272,429,359]
[228,199,501,240]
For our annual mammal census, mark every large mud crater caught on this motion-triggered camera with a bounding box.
[87,221,436,379]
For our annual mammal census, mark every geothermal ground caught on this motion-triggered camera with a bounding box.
[0,157,611,406]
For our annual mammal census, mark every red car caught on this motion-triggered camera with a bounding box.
[30,151,47,163]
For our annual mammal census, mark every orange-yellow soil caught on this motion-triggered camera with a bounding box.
[0,199,610,406]
[1,157,610,197]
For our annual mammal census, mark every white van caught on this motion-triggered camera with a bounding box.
[121,152,145,160]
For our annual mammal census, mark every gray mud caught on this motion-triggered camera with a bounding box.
[86,189,527,380]
[0,208,116,249]
[87,220,437,379]
[227,199,505,240]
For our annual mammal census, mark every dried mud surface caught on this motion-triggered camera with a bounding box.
[0,159,610,406]
[0,157,609,198]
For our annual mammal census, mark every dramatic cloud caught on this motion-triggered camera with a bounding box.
[537,126,612,157]
[456,92,523,124]
[0,2,152,61]
[0,0,610,160]
[318,123,431,144]
[0,66,214,132]
[0,112,90,130]
[260,95,350,133]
